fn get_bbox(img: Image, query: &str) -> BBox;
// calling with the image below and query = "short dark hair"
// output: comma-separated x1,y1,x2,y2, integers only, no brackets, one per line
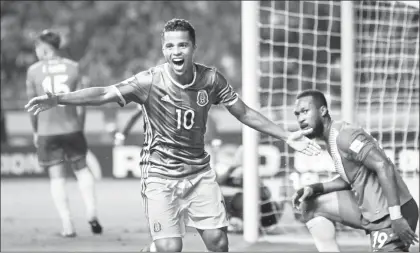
36,30,61,50
162,18,196,46
296,89,328,109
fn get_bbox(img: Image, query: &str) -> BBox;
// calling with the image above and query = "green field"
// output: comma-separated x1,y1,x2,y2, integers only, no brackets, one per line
2,179,418,252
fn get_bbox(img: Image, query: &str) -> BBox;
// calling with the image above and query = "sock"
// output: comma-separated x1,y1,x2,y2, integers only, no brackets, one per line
150,242,157,252
306,216,340,252
74,168,97,221
50,178,71,223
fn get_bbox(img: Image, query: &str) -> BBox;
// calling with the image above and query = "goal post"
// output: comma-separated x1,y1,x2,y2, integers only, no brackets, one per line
241,1,260,243
241,0,419,243
340,1,355,123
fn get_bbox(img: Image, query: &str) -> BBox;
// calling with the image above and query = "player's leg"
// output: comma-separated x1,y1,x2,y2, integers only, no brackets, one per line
37,135,75,237
65,131,102,234
299,190,365,252
197,227,229,252
186,169,229,251
142,175,185,252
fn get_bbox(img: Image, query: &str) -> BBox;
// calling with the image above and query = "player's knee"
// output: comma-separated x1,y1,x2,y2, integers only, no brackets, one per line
154,237,182,252
70,157,87,172
48,163,66,178
202,228,229,252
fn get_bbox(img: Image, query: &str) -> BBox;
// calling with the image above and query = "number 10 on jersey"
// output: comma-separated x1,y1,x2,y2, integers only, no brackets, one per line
176,109,195,130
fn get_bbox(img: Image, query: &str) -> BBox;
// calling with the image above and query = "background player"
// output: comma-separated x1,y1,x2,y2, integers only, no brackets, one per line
114,105,143,146
25,19,320,251
291,90,418,252
25,30,103,237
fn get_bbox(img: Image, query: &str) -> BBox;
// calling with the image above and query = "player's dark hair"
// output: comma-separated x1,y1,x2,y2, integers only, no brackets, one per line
297,89,330,117
36,30,61,50
297,89,328,108
162,18,196,46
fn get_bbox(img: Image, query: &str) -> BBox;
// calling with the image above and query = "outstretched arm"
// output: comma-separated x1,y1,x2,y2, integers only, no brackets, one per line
25,71,153,116
25,86,120,115
212,70,319,155
227,98,290,140
226,98,320,155
58,86,121,106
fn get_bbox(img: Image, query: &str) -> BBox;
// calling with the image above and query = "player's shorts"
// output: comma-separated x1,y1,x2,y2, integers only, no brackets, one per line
141,167,229,240
336,191,419,252
37,131,88,167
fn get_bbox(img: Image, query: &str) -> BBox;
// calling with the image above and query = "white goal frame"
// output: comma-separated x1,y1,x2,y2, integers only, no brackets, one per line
241,0,419,243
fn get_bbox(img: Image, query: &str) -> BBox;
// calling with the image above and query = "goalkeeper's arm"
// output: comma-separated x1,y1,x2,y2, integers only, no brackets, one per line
292,175,350,208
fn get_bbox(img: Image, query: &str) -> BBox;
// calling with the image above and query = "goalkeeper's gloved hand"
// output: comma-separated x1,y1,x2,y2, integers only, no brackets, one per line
292,183,324,210
114,132,126,146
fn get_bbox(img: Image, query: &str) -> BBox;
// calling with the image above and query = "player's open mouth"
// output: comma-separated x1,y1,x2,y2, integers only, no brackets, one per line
172,59,184,71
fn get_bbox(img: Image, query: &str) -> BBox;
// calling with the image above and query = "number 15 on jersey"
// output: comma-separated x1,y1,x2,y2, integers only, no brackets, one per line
42,75,70,93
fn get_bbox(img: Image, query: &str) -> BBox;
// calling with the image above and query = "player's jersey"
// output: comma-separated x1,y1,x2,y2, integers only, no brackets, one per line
26,57,82,136
114,63,238,178
326,121,413,222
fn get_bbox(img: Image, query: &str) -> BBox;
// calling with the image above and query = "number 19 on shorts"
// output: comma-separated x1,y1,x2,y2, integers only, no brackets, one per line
372,231,388,250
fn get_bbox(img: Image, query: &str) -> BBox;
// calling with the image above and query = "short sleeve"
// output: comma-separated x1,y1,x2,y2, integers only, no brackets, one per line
212,70,239,106
113,70,153,107
336,128,379,163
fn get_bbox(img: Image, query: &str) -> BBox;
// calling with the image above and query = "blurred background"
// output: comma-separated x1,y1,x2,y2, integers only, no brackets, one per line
1,1,419,251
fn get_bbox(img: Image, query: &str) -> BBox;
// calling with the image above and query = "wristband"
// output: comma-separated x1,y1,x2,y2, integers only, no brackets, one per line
310,183,324,195
296,188,304,196
389,205,402,220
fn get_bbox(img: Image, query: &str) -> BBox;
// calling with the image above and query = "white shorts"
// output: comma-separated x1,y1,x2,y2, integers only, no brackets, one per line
141,168,229,240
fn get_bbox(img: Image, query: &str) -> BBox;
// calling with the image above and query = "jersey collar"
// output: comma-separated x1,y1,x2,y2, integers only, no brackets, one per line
164,63,197,89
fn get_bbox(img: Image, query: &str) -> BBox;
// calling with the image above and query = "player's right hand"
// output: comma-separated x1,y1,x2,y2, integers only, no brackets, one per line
286,128,321,156
391,217,419,246
25,91,58,115
292,186,314,210
114,132,126,146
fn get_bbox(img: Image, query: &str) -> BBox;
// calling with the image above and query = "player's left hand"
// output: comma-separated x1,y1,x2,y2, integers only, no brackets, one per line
391,217,419,246
292,186,314,210
25,91,58,115
286,128,321,156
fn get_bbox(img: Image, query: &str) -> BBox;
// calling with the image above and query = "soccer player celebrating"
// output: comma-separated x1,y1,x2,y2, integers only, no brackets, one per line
291,90,418,252
25,30,103,237
25,19,320,251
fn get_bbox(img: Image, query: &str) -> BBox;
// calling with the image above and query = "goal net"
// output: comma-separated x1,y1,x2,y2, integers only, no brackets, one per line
255,0,419,241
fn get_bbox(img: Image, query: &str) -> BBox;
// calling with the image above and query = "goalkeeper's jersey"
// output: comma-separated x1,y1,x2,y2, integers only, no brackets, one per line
114,63,238,178
26,57,82,136
326,121,412,222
